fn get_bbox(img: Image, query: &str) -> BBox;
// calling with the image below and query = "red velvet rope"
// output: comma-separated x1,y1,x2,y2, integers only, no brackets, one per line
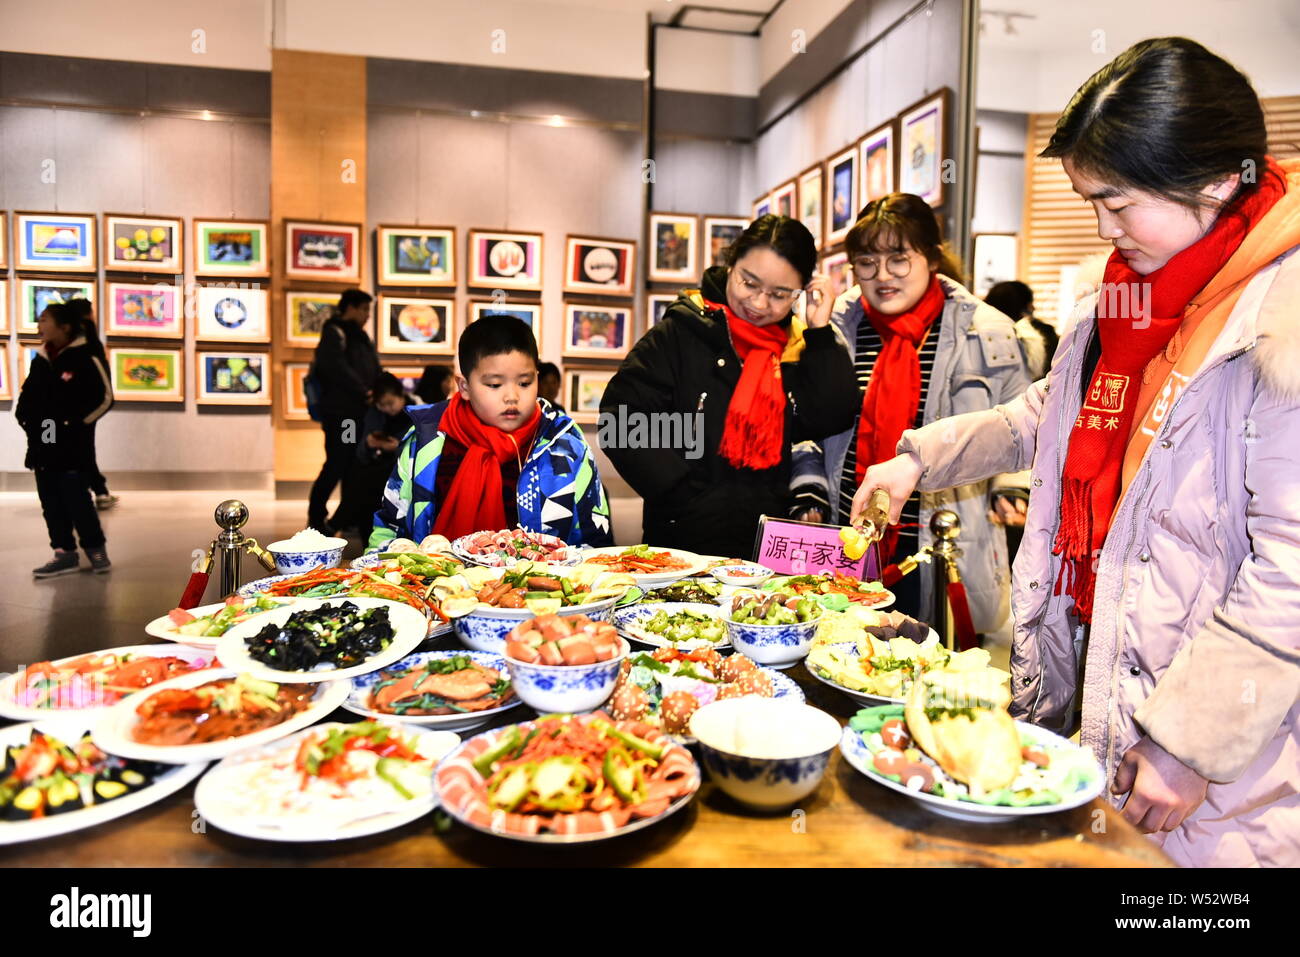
178,571,210,610
946,580,978,651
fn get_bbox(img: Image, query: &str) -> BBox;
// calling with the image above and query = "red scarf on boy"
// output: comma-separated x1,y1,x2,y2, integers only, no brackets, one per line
1053,162,1285,622
432,393,542,540
854,275,945,558
705,300,790,470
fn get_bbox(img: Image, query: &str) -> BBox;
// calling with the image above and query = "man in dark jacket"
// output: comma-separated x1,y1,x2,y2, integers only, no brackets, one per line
308,288,380,533
16,302,115,576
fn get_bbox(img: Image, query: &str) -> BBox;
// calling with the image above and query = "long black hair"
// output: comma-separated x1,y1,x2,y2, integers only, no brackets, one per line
723,214,818,286
1040,37,1271,211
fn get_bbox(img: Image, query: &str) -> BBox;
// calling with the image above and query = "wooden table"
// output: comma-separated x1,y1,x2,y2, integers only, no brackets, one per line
0,634,1170,868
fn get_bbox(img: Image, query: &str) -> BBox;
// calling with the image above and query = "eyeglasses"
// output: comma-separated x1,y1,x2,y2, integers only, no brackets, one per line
734,271,800,306
852,253,914,281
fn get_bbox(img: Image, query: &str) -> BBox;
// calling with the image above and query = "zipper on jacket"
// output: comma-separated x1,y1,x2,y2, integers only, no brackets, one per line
1100,341,1253,774
696,392,707,412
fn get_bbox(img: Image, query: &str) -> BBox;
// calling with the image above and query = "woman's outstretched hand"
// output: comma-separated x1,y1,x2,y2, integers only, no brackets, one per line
850,454,923,526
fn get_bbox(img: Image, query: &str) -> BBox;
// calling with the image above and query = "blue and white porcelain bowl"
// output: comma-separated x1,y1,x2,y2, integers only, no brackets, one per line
453,594,622,655
710,562,774,587
267,538,348,576
502,637,630,714
722,598,821,669
689,697,842,811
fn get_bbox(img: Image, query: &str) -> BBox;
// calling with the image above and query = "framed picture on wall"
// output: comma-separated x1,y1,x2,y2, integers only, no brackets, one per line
972,233,1020,298
751,194,772,221
195,351,271,406
383,365,427,402
820,250,852,301
16,278,95,336
376,294,455,355
193,219,269,277
468,299,543,349
467,229,544,290
647,292,676,329
285,220,362,283
284,290,340,348
563,303,631,360
0,279,8,335
195,284,270,343
103,214,183,274
859,120,896,206
13,212,97,272
0,344,11,401
565,368,616,425
108,347,184,403
771,180,797,219
104,281,183,339
0,212,7,269
898,88,951,207
17,343,41,387
825,146,858,245
702,215,747,270
376,224,457,287
564,235,637,297
283,362,312,420
647,213,697,284
797,165,824,249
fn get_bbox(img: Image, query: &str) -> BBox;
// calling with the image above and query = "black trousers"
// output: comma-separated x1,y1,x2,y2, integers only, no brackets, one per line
87,422,109,497
308,414,361,529
35,468,106,552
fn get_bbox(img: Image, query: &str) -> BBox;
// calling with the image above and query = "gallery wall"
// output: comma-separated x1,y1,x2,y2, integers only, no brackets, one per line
0,54,272,488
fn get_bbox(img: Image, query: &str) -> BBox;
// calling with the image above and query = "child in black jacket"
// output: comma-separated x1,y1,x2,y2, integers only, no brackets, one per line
15,303,115,577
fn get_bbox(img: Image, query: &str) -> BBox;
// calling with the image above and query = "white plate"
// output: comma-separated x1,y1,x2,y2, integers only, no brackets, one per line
92,668,351,764
805,630,944,707
613,602,731,651
0,644,216,722
343,650,525,732
579,546,708,586
349,552,461,571
763,577,896,612
236,574,453,639
838,721,1105,823
143,599,301,649
216,597,431,683
451,531,584,568
0,719,208,846
193,721,460,843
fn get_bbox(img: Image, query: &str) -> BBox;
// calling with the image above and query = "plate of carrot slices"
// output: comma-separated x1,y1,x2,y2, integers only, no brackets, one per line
433,711,701,842
578,545,707,587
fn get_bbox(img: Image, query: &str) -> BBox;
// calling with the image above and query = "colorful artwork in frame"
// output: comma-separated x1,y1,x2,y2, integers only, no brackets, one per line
820,250,852,301
195,351,271,406
647,293,676,329
285,220,362,283
284,290,341,348
105,281,183,338
563,303,631,360
648,213,697,285
283,362,312,420
193,219,269,277
702,216,747,270
109,347,184,403
0,279,7,335
565,368,616,425
376,295,455,356
195,284,269,343
0,212,6,269
771,181,797,219
825,146,858,245
859,121,896,206
13,212,97,272
798,166,824,249
377,225,457,287
16,278,95,336
0,344,10,401
564,235,637,297
467,229,544,290
751,195,772,221
103,214,183,274
17,344,41,387
467,300,543,350
899,89,950,207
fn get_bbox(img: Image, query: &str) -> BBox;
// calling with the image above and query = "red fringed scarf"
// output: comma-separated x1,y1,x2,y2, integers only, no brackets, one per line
705,299,790,470
855,275,945,559
1054,162,1286,622
432,393,542,540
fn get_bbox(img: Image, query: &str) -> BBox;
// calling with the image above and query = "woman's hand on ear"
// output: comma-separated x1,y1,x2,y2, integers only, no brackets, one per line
804,274,834,329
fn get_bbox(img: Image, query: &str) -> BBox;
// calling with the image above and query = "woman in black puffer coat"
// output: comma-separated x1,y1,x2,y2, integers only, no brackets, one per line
599,215,858,558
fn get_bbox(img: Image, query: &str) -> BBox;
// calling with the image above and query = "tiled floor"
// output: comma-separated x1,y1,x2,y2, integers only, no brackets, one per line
0,489,1008,674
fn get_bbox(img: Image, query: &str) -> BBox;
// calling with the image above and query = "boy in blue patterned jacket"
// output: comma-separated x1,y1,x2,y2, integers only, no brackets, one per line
368,315,613,550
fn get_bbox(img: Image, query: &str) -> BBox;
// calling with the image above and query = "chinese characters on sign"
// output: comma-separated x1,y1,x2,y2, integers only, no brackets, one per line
754,517,873,578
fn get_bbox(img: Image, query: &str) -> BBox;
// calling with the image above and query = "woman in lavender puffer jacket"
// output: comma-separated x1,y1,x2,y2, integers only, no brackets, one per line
854,39,1300,867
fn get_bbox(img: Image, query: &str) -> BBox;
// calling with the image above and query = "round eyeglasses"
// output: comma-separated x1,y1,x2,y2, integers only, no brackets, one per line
852,253,914,281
